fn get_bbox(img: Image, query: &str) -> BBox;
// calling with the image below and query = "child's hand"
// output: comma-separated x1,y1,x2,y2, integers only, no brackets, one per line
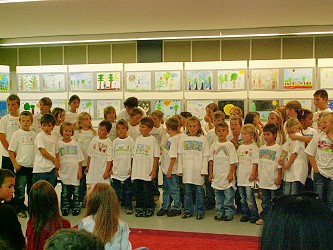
103,170,110,179
289,134,297,140
55,169,59,178
150,170,156,180
228,173,234,183
77,170,82,180
166,170,172,178
54,159,60,169
274,178,282,185
313,166,319,173
209,173,213,182
278,157,284,165
249,173,256,182
13,163,21,172
84,167,89,175
204,115,211,123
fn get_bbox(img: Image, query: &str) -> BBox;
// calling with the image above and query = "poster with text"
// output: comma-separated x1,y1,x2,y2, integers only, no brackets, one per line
70,73,94,91
186,100,213,119
96,72,121,90
217,70,245,90
187,71,213,91
126,72,151,91
250,69,279,90
0,74,9,92
18,74,40,92
42,73,66,92
218,100,245,119
155,71,181,91
97,100,122,119
155,100,181,119
283,68,313,89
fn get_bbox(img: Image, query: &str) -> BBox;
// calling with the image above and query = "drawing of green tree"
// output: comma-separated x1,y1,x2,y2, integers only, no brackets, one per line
194,77,198,90
84,101,93,114
23,102,31,111
156,80,164,90
108,73,114,89
218,74,224,89
188,78,192,90
208,75,212,90
156,102,162,110
230,73,238,89
164,72,171,88
97,74,104,89
174,103,179,113
82,79,85,89
30,75,39,91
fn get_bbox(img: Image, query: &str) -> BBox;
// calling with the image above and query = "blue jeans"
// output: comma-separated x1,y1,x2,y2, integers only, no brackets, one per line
133,180,154,211
162,174,181,211
313,172,333,211
33,168,57,187
79,166,87,203
14,166,33,210
261,188,282,219
283,181,304,195
184,184,205,215
112,177,133,209
215,187,235,217
61,183,80,212
204,174,215,207
238,186,259,219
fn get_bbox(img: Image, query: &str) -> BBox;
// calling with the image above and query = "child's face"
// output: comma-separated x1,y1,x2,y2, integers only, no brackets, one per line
286,108,297,118
7,100,20,115
181,117,188,127
241,131,253,144
116,124,128,138
59,111,66,123
139,123,151,137
130,114,142,126
268,113,279,125
230,120,242,134
215,126,228,141
321,116,333,133
39,102,51,115
41,122,54,135
205,108,214,118
230,110,240,118
81,115,92,128
187,120,200,136
19,115,32,131
213,117,224,126
69,100,80,111
152,115,161,128
0,177,15,202
62,125,73,140
286,125,299,136
263,131,276,144
106,111,116,122
98,125,109,139
303,114,313,128
313,95,327,109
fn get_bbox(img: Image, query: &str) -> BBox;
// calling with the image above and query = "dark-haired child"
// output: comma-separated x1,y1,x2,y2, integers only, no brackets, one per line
313,89,332,131
32,97,52,133
65,95,80,124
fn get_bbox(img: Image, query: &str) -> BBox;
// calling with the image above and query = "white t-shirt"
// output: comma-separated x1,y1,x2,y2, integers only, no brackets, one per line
58,140,84,186
127,124,140,141
107,121,117,141
257,143,282,190
178,135,209,185
86,137,113,184
206,128,218,147
305,133,333,180
32,113,42,133
8,129,37,168
65,111,79,124
209,141,238,190
160,134,179,175
302,127,317,137
201,119,210,135
131,135,160,181
73,129,95,166
112,137,134,181
237,143,259,187
313,108,332,131
150,126,167,146
281,133,308,184
33,131,58,173
51,125,62,141
0,114,20,157
117,107,146,122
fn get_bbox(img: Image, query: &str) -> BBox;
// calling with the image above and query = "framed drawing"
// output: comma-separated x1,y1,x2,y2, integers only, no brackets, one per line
42,73,66,92
218,100,245,119
187,71,213,91
186,100,213,120
327,100,333,110
155,71,181,91
250,100,279,120
96,72,121,90
217,70,245,90
21,100,40,115
320,68,333,89
18,74,40,92
0,74,9,92
155,100,181,119
79,100,95,118
52,100,67,110
70,73,94,91
126,72,151,91
138,100,151,116
96,100,122,119
0,101,8,117
250,69,279,90
283,68,313,89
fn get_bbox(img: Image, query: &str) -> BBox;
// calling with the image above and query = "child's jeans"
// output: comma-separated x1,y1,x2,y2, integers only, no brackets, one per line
14,166,33,211
260,188,282,219
238,186,259,219
283,181,304,195
78,166,87,203
112,177,133,209
313,172,333,211
133,180,154,212
61,183,80,212
33,168,57,187
162,173,181,211
214,187,235,217
184,184,205,215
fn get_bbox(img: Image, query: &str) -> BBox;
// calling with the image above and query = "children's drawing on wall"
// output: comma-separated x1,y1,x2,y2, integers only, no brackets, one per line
217,70,245,90
283,68,313,89
218,100,245,119
187,71,213,91
155,100,181,119
0,74,9,92
138,100,151,116
0,101,8,117
18,74,40,92
250,100,278,120
52,100,67,110
97,100,121,119
186,100,213,119
250,69,279,90
79,100,95,118
42,73,66,92
96,72,121,90
283,99,312,111
126,72,151,91
320,68,333,89
155,71,181,91
21,100,40,115
328,100,333,110
70,73,94,91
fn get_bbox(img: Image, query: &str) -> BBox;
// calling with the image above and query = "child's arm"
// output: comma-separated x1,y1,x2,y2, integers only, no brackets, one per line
308,155,319,173
109,161,113,176
231,136,240,149
177,153,183,175
103,161,112,179
200,156,209,175
39,147,59,168
150,157,159,179
0,133,9,152
85,156,91,175
289,134,312,143
8,150,20,171
282,152,298,169
278,150,288,165
274,168,282,185
77,161,82,180
249,163,258,181
208,160,213,182
228,163,236,183
166,157,176,178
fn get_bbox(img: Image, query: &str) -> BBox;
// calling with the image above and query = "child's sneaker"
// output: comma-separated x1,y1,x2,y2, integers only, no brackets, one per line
126,209,133,215
144,210,154,217
214,214,224,221
72,210,80,216
240,216,250,222
167,210,181,217
182,212,193,219
223,215,234,221
135,210,144,217
196,214,204,220
157,208,168,216
62,209,69,216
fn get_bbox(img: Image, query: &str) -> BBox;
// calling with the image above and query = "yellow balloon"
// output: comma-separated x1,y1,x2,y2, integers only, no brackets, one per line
272,100,277,106
224,104,235,115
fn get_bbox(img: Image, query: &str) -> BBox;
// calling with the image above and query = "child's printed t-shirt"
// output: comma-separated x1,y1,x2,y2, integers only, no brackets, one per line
160,134,179,175
178,135,209,185
107,122,117,141
58,140,84,186
131,135,160,181
112,137,134,181
302,127,317,137
32,113,42,133
151,126,167,146
127,124,140,141
74,130,95,166
258,143,282,190
282,133,308,184
86,137,113,184
206,128,218,147
237,143,259,187
33,132,58,173
8,129,37,168
305,133,333,180
209,141,238,190
64,112,79,125
0,114,20,157
51,125,62,141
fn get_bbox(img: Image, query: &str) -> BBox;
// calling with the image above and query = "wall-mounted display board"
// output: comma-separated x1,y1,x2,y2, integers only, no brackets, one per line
318,58,333,90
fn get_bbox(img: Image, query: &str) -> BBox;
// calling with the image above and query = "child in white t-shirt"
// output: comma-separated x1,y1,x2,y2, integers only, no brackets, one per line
209,122,238,221
58,122,84,216
104,106,117,141
65,95,80,125
85,120,113,185
127,108,143,141
51,107,66,140
111,119,134,214
313,89,332,131
32,97,52,133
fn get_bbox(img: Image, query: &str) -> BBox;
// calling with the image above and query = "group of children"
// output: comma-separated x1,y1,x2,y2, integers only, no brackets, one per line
1,89,332,227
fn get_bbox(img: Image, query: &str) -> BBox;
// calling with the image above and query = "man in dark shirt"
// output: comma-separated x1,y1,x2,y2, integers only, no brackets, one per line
0,169,25,250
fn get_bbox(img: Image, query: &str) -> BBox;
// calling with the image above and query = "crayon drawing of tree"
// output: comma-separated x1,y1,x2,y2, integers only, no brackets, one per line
97,74,104,89
108,73,114,89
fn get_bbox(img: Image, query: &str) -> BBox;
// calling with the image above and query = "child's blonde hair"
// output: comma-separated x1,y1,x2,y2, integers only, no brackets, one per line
206,103,218,112
130,107,143,117
165,117,180,132
213,111,225,122
241,124,259,146
151,110,164,124
275,105,287,124
82,183,120,245
116,119,129,130
285,117,303,130
103,106,117,120
321,112,333,123
186,116,204,136
51,107,65,123
75,112,96,135
60,122,74,136
268,111,286,145
230,106,243,118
